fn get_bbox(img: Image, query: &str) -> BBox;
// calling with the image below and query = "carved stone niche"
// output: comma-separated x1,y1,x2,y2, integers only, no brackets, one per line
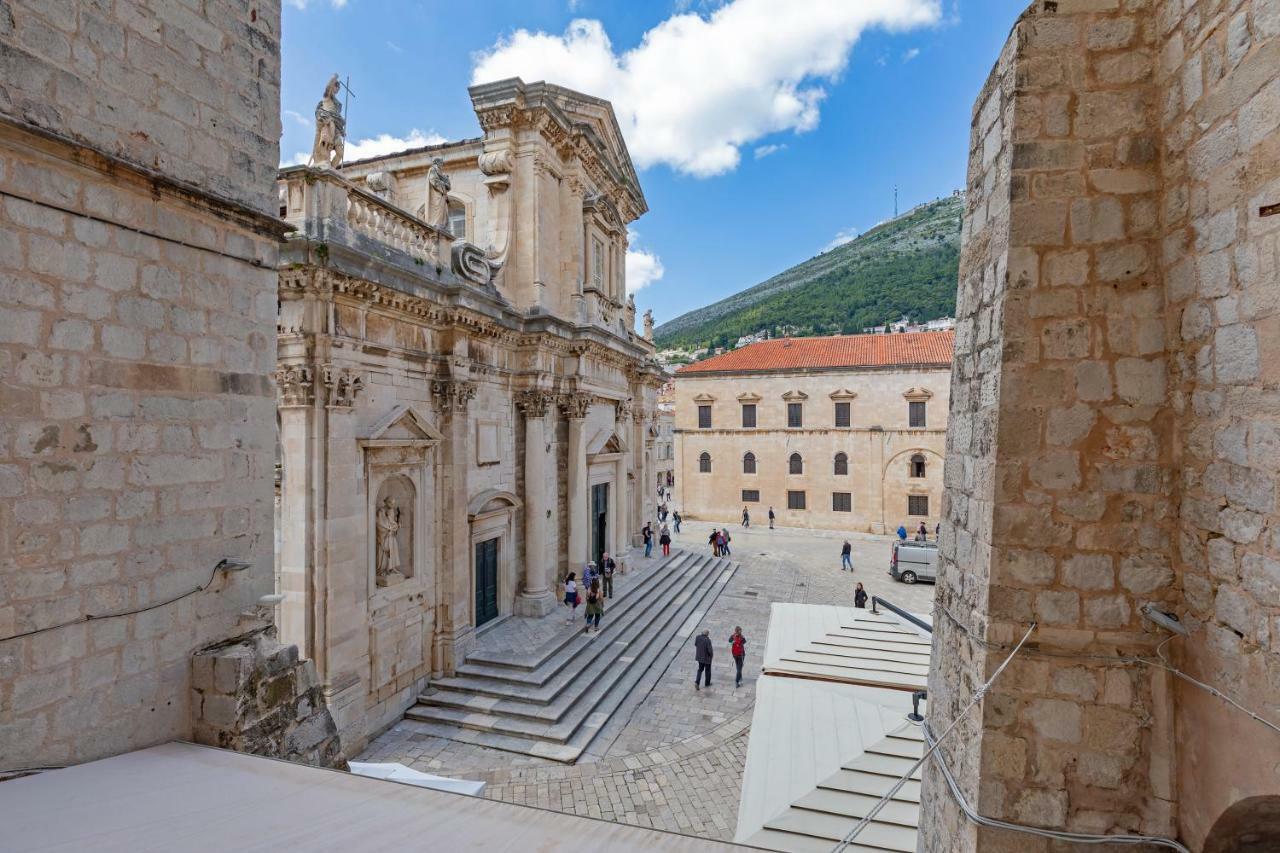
359,405,443,595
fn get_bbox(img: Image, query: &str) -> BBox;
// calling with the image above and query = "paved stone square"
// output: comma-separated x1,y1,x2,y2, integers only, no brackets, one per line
359,519,937,840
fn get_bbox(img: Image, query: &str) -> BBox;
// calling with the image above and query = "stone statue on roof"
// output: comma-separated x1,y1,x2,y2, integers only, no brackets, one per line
309,73,346,169
643,309,654,342
425,157,451,230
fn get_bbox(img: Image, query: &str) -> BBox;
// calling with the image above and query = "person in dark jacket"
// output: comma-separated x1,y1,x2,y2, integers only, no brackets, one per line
854,582,868,609
709,529,720,556
601,552,616,598
673,510,682,533
742,507,750,527
841,540,853,571
694,630,713,690
643,523,653,557
768,506,775,529
728,626,747,688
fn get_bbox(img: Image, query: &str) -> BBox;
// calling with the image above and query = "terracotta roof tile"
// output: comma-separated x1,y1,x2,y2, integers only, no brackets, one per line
676,331,954,374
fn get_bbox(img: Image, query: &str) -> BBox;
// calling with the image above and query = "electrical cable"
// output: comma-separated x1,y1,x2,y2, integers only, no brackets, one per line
922,721,1192,852
0,563,224,645
933,602,1280,736
830,621,1038,853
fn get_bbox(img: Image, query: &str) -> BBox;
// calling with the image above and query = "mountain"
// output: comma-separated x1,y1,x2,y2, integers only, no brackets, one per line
653,194,963,350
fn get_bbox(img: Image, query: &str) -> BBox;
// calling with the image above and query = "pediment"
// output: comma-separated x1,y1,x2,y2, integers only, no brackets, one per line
362,404,443,444
781,390,809,401
829,389,858,401
468,488,522,519
903,388,934,402
737,393,762,403
692,393,716,403
587,427,628,456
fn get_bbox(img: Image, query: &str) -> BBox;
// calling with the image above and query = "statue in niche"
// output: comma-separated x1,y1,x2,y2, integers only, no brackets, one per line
425,157,451,230
309,73,346,169
375,495,405,586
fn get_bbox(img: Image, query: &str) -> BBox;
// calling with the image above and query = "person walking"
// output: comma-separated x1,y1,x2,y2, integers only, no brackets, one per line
582,560,598,594
916,522,927,542
584,580,604,633
601,552,616,599
841,540,853,571
659,524,671,557
673,510,682,533
854,582,868,609
710,529,720,556
767,506,775,529
728,626,748,688
694,629,713,691
720,528,732,557
935,521,941,540
643,523,654,558
897,523,908,541
741,507,750,527
563,573,580,623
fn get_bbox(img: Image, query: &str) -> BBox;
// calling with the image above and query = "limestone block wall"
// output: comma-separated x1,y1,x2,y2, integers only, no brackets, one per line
1154,0,1280,846
924,1,1280,850
0,1,282,212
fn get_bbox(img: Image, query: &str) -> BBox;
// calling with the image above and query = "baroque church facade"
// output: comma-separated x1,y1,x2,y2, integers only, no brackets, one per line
275,78,665,751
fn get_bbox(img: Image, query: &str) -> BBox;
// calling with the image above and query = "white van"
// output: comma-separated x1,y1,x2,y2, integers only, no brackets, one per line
889,540,938,584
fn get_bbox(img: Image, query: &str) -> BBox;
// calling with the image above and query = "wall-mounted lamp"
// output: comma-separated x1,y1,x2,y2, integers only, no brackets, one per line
1140,603,1190,637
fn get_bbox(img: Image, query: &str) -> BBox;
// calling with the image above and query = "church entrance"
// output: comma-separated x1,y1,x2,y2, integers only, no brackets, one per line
591,483,609,567
474,537,499,627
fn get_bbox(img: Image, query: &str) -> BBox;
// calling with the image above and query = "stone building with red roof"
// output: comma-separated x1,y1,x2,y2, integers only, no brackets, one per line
673,331,953,535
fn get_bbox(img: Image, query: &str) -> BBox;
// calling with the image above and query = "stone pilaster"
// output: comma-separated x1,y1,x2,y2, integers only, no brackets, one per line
432,377,477,673
561,392,592,570
515,390,557,616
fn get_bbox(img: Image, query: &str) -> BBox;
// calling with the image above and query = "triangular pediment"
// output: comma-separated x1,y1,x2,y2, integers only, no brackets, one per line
363,404,443,443
781,390,809,401
587,427,627,456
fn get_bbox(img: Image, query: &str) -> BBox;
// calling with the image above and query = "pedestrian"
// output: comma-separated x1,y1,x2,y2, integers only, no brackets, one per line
660,524,672,556
916,522,927,541
694,629,713,691
673,510,682,533
768,506,775,529
742,507,750,527
854,581,868,609
935,521,941,540
584,580,604,633
601,552,616,598
728,626,747,688
643,523,654,558
897,523,908,541
721,528,732,556
841,539,853,571
563,572,580,623
582,560,598,593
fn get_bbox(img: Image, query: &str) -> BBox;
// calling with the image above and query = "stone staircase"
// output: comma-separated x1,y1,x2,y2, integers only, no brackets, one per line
405,549,737,762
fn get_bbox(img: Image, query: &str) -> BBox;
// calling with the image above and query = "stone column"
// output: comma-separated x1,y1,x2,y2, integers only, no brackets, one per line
613,399,631,563
432,377,476,674
515,390,556,616
562,393,591,571
276,365,318,666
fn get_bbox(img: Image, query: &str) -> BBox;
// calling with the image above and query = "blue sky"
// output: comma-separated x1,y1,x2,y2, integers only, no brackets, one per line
280,0,1029,326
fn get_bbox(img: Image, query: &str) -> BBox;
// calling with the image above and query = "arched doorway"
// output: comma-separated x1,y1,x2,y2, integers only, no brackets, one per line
1203,796,1280,853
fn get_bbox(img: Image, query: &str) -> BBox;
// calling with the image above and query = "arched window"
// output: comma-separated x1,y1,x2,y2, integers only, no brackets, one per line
447,201,467,240
910,454,926,478
743,452,756,474
834,452,848,476
699,452,712,473
789,453,803,475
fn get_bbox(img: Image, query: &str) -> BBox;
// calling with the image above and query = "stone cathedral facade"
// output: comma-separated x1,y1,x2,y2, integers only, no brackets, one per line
274,78,665,752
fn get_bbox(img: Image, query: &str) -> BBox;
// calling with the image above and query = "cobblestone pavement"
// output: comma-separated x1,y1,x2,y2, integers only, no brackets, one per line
358,520,937,840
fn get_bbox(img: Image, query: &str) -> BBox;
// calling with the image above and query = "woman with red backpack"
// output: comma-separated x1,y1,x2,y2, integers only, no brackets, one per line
728,626,748,688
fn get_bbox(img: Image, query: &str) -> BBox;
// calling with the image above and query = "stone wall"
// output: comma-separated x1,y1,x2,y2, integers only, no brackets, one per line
0,1,282,767
0,1,282,212
191,628,344,768
923,1,1280,850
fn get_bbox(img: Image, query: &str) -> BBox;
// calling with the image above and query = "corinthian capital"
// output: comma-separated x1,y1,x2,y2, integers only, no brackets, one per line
559,392,592,420
516,389,555,418
615,397,634,423
432,379,477,414
321,364,363,410
275,364,314,407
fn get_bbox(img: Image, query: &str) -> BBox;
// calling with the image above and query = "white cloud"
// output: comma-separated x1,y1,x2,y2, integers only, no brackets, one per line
281,128,448,167
386,41,403,53
753,143,786,159
902,47,920,61
284,109,311,129
285,0,348,8
471,0,941,177
822,226,860,253
625,229,665,293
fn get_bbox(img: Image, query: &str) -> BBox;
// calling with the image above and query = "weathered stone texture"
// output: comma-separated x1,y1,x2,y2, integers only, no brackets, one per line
925,1,1280,851
0,2,282,768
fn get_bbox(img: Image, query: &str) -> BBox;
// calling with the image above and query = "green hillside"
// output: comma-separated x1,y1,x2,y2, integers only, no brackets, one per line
654,195,963,350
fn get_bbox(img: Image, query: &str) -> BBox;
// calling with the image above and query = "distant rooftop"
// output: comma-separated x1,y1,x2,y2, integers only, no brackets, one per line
676,330,954,375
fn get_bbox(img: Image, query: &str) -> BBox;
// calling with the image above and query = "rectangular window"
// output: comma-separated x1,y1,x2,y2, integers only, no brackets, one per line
832,492,852,512
834,401,850,428
787,490,806,510
741,404,756,429
908,495,929,516
787,402,803,428
697,405,712,429
909,401,926,428
591,237,604,288
742,489,760,503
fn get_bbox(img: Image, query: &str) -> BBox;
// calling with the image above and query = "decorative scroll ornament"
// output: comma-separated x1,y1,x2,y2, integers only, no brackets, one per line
559,392,593,420
276,365,314,407
309,74,345,169
321,364,364,410
516,389,556,418
432,379,477,414
452,241,499,286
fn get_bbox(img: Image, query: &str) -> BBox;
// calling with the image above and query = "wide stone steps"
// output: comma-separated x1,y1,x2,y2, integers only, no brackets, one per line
404,549,737,762
449,551,703,687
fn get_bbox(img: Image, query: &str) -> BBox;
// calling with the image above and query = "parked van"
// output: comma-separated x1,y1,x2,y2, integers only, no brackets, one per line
889,540,938,584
